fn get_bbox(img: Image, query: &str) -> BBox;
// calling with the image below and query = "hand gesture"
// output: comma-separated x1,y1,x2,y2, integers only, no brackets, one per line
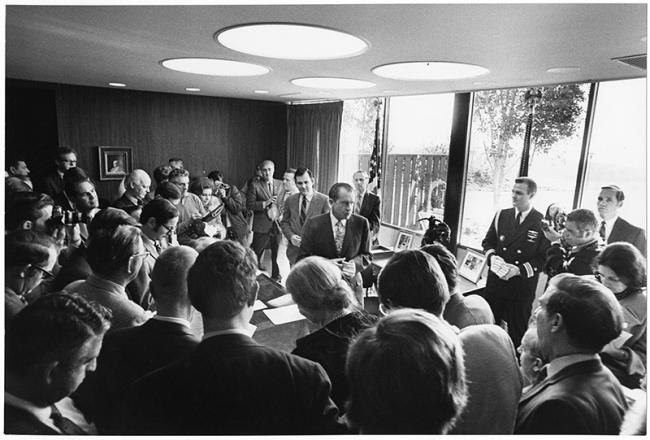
290,235,302,247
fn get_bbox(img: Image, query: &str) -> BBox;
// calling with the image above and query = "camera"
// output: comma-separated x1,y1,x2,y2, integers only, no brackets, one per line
214,182,231,192
47,206,91,227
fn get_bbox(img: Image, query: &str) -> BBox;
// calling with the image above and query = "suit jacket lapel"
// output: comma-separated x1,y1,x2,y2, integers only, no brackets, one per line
341,216,354,257
324,215,338,256
519,359,601,405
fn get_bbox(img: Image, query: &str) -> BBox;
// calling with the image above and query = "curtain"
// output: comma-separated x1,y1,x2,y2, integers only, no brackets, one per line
287,101,343,194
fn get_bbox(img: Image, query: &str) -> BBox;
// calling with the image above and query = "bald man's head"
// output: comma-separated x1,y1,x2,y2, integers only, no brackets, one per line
151,245,199,308
125,169,152,200
260,160,275,182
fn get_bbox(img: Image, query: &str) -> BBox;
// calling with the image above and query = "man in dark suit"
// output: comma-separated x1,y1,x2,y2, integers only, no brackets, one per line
298,182,371,275
5,293,111,435
122,241,344,435
377,250,522,434
353,170,381,241
246,160,283,281
36,146,78,200
112,169,151,214
281,168,330,266
482,177,550,347
515,274,627,434
597,184,646,256
74,246,199,434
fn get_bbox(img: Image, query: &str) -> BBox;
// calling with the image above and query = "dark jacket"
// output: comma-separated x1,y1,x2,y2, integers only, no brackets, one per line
515,358,627,434
121,333,345,435
609,217,646,257
74,318,199,433
292,310,377,410
358,192,381,235
544,238,602,277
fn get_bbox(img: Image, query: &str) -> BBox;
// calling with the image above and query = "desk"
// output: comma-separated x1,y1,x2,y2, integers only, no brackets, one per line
371,250,486,295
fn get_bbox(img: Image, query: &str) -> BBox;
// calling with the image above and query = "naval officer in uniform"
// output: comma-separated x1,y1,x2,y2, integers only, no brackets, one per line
482,177,550,346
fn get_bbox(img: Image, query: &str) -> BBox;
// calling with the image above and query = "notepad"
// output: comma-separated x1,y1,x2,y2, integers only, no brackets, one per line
262,304,306,325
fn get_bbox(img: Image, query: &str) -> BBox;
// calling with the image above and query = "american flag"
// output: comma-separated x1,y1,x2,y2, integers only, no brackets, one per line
369,100,382,188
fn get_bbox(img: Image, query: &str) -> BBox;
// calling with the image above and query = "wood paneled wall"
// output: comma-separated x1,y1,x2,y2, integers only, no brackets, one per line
6,79,288,201
56,84,288,200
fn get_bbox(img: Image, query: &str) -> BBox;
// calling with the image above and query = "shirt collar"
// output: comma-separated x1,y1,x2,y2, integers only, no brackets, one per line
515,206,533,219
5,391,55,430
604,215,619,227
124,192,139,204
547,353,598,378
330,212,347,229
86,274,127,297
152,314,191,328
301,191,314,202
202,323,257,341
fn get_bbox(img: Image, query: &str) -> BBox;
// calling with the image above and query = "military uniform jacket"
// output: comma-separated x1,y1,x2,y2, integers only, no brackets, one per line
482,207,550,283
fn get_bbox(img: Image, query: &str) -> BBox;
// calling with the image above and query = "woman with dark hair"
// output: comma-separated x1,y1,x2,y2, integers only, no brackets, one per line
5,230,58,322
594,242,647,388
189,176,226,238
286,256,376,411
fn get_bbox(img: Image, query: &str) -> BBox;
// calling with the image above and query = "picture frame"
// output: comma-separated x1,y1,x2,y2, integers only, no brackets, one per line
458,248,488,284
98,146,132,181
394,231,413,252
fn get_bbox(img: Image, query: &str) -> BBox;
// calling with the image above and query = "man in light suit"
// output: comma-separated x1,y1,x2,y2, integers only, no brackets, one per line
515,274,627,434
281,168,330,266
377,249,522,434
122,241,345,435
297,182,371,274
246,160,283,281
597,184,646,256
352,170,381,241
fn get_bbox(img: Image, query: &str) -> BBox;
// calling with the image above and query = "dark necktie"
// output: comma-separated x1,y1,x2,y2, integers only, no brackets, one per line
50,404,87,435
300,195,307,225
599,221,607,241
516,211,522,226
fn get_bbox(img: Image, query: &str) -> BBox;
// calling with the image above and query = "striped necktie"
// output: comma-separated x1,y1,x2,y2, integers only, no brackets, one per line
599,221,607,241
50,404,87,435
300,195,308,225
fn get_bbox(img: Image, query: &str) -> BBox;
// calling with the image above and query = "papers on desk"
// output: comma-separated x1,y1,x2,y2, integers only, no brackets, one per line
253,300,267,311
262,304,306,325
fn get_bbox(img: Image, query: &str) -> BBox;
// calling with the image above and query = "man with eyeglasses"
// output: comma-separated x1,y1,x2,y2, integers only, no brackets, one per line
63,221,152,330
129,199,180,309
37,146,78,200
168,168,206,244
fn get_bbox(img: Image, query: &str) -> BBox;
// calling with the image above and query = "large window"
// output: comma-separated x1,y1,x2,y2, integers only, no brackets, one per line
582,78,646,228
460,84,590,249
337,98,383,189
383,94,454,230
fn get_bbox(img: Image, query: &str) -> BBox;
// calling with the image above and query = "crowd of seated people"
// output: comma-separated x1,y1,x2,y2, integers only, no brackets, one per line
4,148,647,435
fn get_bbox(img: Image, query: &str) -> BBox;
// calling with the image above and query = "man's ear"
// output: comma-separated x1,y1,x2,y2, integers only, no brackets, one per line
247,280,259,307
9,166,17,175
328,198,334,207
42,360,61,385
21,220,33,230
146,217,157,229
550,313,563,333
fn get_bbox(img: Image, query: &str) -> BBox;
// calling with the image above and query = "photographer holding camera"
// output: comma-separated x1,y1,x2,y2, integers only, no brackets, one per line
209,170,251,246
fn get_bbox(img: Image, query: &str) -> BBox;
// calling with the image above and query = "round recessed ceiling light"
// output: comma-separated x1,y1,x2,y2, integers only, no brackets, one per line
546,66,581,73
108,82,126,87
373,61,489,81
161,58,270,76
254,90,269,94
292,77,376,90
185,87,201,92
216,23,368,60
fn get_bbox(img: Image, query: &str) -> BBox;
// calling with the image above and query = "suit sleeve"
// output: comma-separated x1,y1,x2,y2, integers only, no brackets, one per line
280,197,295,240
302,362,348,434
633,229,647,257
297,218,315,263
246,183,266,212
517,399,591,434
222,185,245,215
368,196,381,234
517,223,551,279
351,217,371,273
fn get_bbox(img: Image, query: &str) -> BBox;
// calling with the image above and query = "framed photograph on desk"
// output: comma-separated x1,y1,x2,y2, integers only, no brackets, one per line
394,232,413,252
458,249,487,284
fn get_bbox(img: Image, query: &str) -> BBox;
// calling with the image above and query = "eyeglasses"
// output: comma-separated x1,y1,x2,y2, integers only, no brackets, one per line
594,272,623,284
128,251,150,266
159,223,176,235
28,264,54,280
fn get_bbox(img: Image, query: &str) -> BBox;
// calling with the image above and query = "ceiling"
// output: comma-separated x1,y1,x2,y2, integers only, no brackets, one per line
6,3,647,103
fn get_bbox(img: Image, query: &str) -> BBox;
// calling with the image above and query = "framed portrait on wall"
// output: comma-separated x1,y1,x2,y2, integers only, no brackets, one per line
98,146,132,180
394,231,413,252
458,248,487,284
